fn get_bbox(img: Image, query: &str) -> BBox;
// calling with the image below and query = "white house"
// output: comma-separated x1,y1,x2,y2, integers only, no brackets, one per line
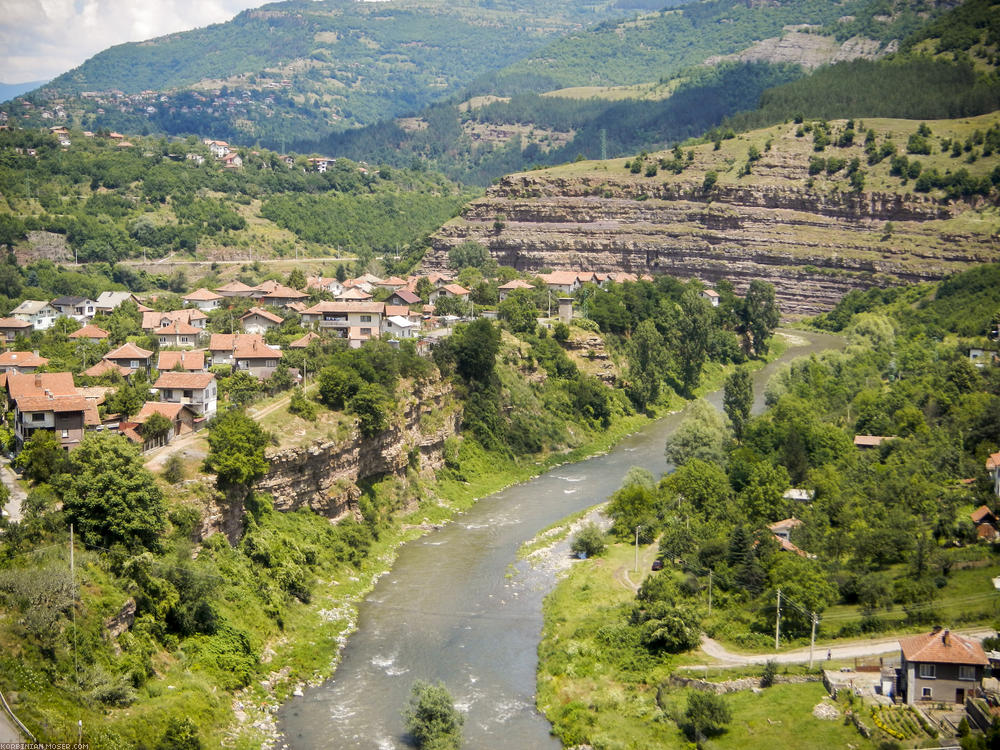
152,371,217,418
383,315,418,339
183,288,223,310
700,289,720,307
10,300,59,331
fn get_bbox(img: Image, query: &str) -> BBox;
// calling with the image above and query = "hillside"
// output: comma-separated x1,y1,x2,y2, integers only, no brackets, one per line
0,128,476,276
425,113,1000,316
0,0,631,143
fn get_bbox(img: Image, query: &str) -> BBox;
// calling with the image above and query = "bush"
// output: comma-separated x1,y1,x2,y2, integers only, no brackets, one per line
761,659,777,688
288,387,317,420
163,454,185,484
403,681,463,750
685,691,731,740
570,523,606,558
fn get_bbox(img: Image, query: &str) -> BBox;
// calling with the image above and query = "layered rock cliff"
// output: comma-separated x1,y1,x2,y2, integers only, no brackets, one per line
427,116,1000,316
254,378,460,521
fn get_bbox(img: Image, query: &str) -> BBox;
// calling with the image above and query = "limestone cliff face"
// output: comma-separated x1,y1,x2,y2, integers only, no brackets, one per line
254,378,460,521
426,120,1000,317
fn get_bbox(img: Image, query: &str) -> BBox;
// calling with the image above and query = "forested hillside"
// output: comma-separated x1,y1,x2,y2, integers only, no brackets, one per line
537,263,1000,748
0,128,475,272
1,0,631,142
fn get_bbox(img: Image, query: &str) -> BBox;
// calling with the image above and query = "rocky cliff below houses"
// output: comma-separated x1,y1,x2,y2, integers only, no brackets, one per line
425,118,1000,317
254,378,461,522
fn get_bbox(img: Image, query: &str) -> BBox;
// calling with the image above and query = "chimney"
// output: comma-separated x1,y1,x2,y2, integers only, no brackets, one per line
34,372,41,387
943,629,951,646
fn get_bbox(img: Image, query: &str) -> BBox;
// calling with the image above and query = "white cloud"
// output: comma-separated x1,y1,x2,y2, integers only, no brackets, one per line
0,0,271,83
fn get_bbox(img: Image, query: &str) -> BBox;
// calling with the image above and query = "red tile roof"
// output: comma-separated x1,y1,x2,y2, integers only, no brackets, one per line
153,371,216,389
987,451,1000,472
183,287,222,301
155,321,201,336
157,350,205,371
971,505,996,524
68,324,109,339
234,337,281,360
241,307,283,324
215,280,255,294
0,351,48,368
83,360,131,378
7,372,76,401
853,435,895,447
261,284,307,301
899,630,988,666
391,289,421,305
440,283,470,296
0,317,32,329
106,342,153,360
134,401,195,423
302,301,384,315
289,332,320,348
499,279,534,291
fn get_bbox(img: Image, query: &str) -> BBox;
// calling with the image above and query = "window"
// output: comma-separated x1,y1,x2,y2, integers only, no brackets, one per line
183,390,193,399
919,664,936,679
164,390,173,399
61,429,68,439
959,665,976,681
31,412,44,422
922,687,932,699
360,315,372,323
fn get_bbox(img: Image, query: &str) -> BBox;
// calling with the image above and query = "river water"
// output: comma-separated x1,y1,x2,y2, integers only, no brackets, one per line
279,330,843,749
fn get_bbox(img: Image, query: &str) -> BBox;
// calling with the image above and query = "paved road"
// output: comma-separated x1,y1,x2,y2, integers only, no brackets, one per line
690,628,996,668
0,712,21,743
0,460,26,522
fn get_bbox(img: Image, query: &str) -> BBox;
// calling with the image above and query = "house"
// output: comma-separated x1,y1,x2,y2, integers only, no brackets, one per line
258,284,308,308
305,276,343,296
141,309,208,333
854,435,896,449
376,276,408,292
208,334,282,378
104,342,154,374
121,402,200,451
968,348,997,368
68,324,109,342
94,291,141,314
768,517,802,542
10,300,59,330
383,315,418,339
782,488,815,503
152,371,217,418
899,629,987,705
241,307,283,334
335,287,374,303
700,289,720,307
971,505,999,540
385,305,421,325
288,333,319,350
433,284,471,301
204,139,230,157
538,271,583,295
221,152,242,169
155,321,201,348
7,372,96,450
157,350,206,373
300,301,383,340
0,317,32,345
388,288,420,307
0,351,49,375
987,452,1000,497
214,280,255,298
82,359,132,378
498,279,534,300
348,327,372,349
50,295,96,320
183,288,223,310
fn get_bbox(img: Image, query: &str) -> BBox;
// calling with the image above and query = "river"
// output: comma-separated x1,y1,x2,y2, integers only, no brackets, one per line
279,329,843,749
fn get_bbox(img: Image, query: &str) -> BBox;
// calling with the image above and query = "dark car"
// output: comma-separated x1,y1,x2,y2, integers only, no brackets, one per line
651,560,664,571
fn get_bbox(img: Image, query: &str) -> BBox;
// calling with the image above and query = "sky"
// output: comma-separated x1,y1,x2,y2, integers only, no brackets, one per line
0,0,272,84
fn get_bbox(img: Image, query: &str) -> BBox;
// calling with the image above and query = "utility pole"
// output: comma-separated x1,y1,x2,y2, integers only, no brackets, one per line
634,525,641,573
809,611,818,669
774,588,781,651
708,570,713,616
600,128,607,161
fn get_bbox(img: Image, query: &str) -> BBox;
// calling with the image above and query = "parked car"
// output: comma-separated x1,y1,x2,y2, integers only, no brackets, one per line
651,560,664,571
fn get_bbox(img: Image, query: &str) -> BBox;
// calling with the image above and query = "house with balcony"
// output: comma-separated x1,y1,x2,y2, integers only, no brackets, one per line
141,308,208,333
152,371,217,418
208,334,282,378
7,372,97,450
50,295,97,321
300,301,383,340
155,321,201,348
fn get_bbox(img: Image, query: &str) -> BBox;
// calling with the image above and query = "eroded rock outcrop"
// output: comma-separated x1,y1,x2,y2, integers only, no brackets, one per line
254,378,460,521
426,121,1000,316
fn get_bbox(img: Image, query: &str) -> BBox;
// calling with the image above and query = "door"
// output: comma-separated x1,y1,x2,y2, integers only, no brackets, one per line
956,688,965,704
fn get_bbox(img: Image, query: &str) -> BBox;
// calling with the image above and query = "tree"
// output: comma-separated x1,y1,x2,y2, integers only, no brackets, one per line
415,276,434,302
14,430,68,483
157,717,202,750
287,268,306,290
627,319,668,409
675,290,713,395
447,240,495,275
204,410,269,494
60,433,166,551
607,483,658,542
449,318,500,384
434,293,470,317
570,523,606,558
738,461,790,523
665,459,730,515
142,412,173,440
665,400,728,467
335,263,348,283
742,280,780,357
318,364,363,410
724,366,753,442
106,377,149,419
498,289,538,333
403,681,463,750
349,383,390,437
685,692,731,740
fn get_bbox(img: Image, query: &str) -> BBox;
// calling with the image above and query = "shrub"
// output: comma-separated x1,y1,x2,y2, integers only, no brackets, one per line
761,659,777,688
163,454,185,484
570,523,606,558
403,681,463,750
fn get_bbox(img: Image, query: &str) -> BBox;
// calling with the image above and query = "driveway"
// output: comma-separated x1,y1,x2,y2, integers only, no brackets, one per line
0,459,26,522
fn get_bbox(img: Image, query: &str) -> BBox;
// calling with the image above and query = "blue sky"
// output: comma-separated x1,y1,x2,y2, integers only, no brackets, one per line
0,0,271,84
